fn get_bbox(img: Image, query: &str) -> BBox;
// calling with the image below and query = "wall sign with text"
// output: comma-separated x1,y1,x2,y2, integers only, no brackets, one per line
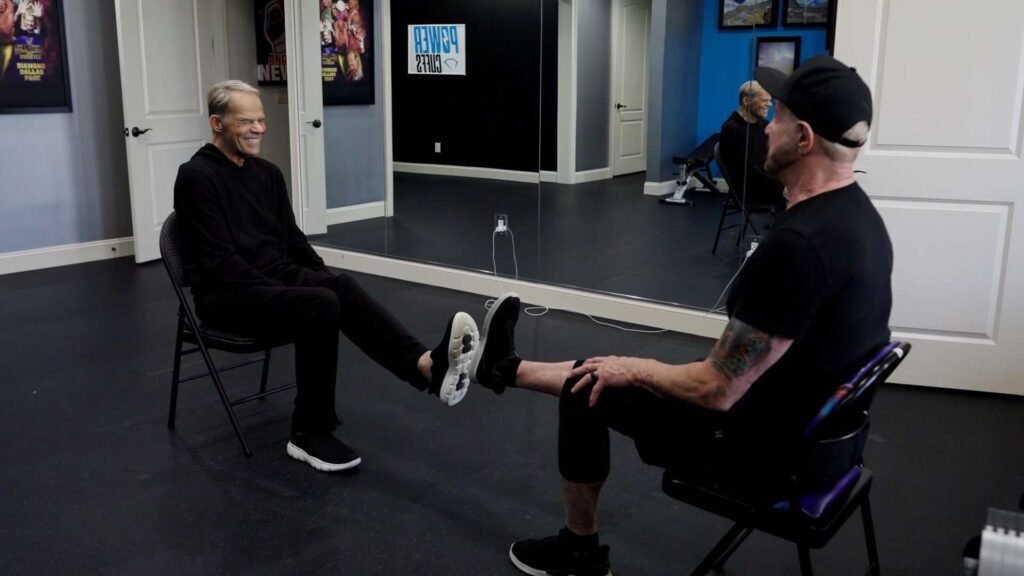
407,24,465,76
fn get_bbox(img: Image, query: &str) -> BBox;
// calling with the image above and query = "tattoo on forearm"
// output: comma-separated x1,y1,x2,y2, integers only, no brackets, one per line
710,318,772,380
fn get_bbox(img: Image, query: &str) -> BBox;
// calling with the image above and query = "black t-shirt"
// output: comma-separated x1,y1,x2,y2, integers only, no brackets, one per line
173,144,325,295
724,182,893,447
718,111,785,206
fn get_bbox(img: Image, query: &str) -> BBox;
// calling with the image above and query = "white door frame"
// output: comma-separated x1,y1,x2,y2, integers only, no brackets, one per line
284,0,328,234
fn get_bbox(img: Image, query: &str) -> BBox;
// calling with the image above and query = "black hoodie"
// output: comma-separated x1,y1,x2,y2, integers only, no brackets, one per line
172,144,325,295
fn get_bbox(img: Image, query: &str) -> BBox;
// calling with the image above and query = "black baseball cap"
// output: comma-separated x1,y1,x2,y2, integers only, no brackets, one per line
755,55,873,148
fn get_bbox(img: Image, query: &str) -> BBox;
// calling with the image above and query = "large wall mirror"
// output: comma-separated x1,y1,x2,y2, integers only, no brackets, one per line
309,0,835,313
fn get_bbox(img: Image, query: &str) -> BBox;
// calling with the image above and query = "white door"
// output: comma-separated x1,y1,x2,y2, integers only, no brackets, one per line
114,0,227,263
610,0,650,176
838,0,1024,395
284,0,327,234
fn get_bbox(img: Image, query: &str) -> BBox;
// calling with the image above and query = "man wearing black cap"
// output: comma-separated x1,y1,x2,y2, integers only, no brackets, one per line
473,55,893,576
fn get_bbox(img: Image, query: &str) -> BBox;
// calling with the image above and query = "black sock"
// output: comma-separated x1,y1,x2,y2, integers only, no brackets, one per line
427,316,455,395
559,526,599,550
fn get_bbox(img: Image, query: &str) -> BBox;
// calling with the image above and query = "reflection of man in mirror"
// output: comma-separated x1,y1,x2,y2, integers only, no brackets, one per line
0,0,16,80
15,0,42,36
718,80,785,207
469,56,889,576
174,80,480,474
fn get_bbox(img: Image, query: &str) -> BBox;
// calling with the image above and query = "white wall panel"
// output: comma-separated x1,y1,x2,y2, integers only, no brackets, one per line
876,199,1009,338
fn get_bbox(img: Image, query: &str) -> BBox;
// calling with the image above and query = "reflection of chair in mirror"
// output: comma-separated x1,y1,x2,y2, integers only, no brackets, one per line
662,134,722,206
160,212,297,457
663,341,910,576
711,142,781,255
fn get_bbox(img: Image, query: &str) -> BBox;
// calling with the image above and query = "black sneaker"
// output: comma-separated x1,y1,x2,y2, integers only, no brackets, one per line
469,292,522,394
429,312,479,406
509,528,612,576
286,433,361,472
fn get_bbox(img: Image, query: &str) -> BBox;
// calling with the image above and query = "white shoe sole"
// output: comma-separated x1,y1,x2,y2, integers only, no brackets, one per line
469,292,519,384
508,544,612,576
286,441,361,472
438,312,479,407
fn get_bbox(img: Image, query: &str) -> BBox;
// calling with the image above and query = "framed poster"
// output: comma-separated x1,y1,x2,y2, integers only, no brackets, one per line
254,0,287,85
718,0,777,30
321,0,374,105
782,0,829,27
756,36,801,74
0,0,72,114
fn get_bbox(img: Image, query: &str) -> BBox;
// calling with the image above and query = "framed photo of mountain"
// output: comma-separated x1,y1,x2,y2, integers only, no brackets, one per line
782,0,829,27
718,0,777,30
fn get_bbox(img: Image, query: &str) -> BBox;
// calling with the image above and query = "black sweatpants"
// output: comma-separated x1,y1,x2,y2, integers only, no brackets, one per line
558,361,731,484
198,268,430,434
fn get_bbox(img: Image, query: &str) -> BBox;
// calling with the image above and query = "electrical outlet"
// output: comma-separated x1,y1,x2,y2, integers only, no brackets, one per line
434,142,441,153
494,214,509,235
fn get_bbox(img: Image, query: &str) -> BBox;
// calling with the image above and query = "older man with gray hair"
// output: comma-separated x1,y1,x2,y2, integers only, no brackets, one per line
718,79,786,207
173,80,480,472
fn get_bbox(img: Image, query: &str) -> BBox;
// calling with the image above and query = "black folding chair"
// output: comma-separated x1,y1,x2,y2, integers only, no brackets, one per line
711,142,781,255
663,341,911,576
159,211,296,457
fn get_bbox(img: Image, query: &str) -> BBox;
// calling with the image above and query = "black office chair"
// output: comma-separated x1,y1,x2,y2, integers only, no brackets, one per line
663,341,911,576
159,211,296,457
711,142,781,255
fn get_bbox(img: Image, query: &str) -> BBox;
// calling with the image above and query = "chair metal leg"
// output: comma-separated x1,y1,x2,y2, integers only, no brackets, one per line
168,313,185,429
689,523,752,576
798,544,814,576
862,497,881,575
259,348,272,395
712,199,731,255
194,337,253,457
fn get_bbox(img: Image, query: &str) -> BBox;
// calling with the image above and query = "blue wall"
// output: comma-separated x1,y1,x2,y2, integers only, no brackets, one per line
695,0,827,146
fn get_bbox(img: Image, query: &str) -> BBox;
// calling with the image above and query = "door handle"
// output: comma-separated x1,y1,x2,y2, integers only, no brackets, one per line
307,119,322,128
615,103,626,110
130,127,152,137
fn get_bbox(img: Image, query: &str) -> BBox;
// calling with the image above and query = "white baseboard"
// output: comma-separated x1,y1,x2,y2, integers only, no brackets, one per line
573,167,613,184
393,162,540,184
326,201,386,226
312,246,727,340
644,180,677,196
0,237,135,276
540,170,558,183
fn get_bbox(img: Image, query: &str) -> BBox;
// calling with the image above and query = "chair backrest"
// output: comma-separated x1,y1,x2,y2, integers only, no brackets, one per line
159,211,190,289
802,341,911,440
713,142,736,192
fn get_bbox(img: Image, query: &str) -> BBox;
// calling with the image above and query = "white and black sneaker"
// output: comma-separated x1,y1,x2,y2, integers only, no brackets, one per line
287,433,361,472
470,292,522,394
429,312,479,406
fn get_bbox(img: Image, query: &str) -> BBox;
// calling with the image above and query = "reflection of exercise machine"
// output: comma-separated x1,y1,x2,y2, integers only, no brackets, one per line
661,133,722,206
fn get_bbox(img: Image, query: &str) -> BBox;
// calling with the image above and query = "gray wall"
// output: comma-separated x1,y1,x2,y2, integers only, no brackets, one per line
0,0,131,254
324,0,386,208
645,0,703,182
575,0,612,172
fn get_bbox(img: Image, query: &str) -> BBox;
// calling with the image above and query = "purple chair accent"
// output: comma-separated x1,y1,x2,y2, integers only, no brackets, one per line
662,341,911,576
773,466,863,520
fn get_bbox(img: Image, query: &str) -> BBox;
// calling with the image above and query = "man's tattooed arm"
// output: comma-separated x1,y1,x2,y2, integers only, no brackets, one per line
710,317,772,380
632,317,791,411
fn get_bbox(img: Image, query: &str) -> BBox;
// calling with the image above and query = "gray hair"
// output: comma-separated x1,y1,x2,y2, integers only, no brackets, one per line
207,80,260,117
738,80,766,107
